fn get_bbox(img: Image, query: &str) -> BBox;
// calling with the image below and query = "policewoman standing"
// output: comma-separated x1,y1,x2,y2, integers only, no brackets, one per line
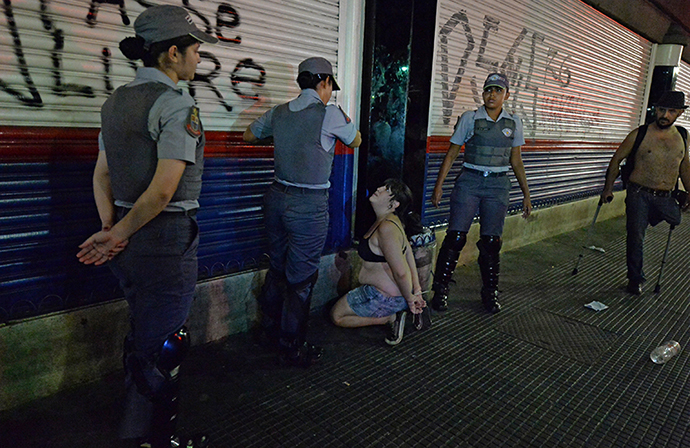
244,57,361,367
429,73,532,315
77,6,216,447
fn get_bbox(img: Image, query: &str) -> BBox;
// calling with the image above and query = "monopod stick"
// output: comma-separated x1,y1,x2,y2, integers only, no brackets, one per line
572,199,603,276
654,224,675,293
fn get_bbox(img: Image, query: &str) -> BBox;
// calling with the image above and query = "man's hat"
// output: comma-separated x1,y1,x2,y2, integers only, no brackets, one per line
134,5,218,48
298,57,340,91
483,73,509,91
654,90,688,109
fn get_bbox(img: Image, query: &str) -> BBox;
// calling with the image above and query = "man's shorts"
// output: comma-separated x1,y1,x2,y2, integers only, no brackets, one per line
346,284,408,318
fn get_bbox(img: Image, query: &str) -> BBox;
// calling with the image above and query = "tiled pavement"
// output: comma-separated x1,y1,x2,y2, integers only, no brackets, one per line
4,214,690,448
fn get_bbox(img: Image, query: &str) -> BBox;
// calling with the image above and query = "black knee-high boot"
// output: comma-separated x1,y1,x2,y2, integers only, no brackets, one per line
278,272,323,367
257,268,287,348
431,231,467,311
477,235,502,314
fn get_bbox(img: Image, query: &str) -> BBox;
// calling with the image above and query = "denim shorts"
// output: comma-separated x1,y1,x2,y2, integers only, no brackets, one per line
346,284,408,318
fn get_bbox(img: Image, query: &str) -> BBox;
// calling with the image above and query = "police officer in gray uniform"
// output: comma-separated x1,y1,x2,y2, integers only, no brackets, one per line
244,57,361,367
430,73,532,314
77,6,216,447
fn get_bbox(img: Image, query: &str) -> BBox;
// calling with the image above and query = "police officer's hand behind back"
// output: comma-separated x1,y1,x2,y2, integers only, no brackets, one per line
77,230,128,265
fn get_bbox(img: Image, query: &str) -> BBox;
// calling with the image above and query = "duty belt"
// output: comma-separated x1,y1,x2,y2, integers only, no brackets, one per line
463,167,508,177
271,181,327,195
116,206,198,217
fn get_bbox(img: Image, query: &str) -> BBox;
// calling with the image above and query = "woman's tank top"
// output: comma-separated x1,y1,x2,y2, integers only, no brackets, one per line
357,219,406,263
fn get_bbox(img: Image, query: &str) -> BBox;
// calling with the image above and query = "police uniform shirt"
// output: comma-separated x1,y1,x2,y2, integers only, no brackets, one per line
450,105,525,173
249,89,358,188
98,67,201,210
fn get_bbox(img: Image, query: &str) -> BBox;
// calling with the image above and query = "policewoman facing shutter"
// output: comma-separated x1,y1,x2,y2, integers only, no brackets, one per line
244,57,362,367
77,6,216,447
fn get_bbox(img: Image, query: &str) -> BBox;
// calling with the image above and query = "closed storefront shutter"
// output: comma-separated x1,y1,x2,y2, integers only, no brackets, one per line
0,0,341,129
0,0,351,320
674,60,690,131
425,0,652,226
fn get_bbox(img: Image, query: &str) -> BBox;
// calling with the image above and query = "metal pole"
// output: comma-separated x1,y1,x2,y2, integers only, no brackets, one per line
654,224,675,293
572,199,603,276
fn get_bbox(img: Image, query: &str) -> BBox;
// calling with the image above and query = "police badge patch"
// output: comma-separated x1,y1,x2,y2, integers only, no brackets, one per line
502,128,513,137
338,105,352,124
186,106,201,137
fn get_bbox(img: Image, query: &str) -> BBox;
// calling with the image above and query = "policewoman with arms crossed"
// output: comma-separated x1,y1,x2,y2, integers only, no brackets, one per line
77,6,216,448
244,57,361,367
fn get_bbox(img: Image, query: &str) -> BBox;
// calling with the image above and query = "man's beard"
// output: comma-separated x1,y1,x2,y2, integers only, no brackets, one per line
656,118,673,129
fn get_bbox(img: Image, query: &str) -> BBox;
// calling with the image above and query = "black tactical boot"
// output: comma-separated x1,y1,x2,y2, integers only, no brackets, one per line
278,273,322,367
477,236,502,314
277,338,324,368
256,268,287,350
431,231,466,311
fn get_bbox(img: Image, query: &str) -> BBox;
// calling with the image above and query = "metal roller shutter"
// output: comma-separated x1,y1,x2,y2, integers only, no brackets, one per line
425,0,652,226
0,0,349,321
0,0,341,130
674,60,690,131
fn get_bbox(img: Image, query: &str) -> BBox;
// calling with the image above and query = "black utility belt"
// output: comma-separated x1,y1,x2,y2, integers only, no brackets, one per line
463,167,508,177
116,206,198,217
168,208,198,217
271,181,327,195
628,183,672,197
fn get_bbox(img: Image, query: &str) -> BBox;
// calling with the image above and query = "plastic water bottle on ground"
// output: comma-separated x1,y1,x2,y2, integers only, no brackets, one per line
650,340,681,364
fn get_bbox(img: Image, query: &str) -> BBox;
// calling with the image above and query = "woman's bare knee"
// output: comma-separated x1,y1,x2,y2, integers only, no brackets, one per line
330,295,349,326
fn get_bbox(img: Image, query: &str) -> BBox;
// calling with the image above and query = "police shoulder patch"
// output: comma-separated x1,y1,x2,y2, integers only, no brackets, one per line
338,105,352,124
186,106,201,137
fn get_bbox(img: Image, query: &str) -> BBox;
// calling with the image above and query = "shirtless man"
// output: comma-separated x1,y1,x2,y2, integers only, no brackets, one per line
601,90,690,295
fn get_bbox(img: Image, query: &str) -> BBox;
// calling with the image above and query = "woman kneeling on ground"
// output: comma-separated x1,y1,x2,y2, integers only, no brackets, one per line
331,178,427,345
